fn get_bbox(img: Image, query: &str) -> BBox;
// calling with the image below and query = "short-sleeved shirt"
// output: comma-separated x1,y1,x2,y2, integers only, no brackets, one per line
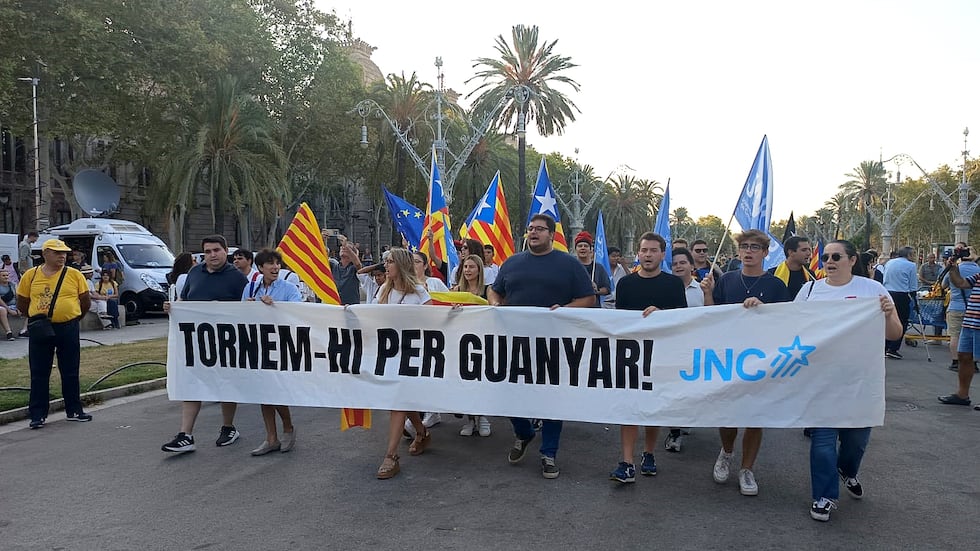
683,277,705,307
582,261,612,308
371,284,431,305
17,266,89,323
615,272,687,312
179,262,247,302
712,270,789,305
334,262,361,305
242,277,303,303
919,262,941,284
491,250,595,308
943,262,980,312
961,273,980,329
883,258,918,293
794,276,892,303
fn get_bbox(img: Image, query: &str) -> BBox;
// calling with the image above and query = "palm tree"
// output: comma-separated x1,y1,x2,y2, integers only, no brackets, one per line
823,191,851,240
602,175,662,252
467,24,581,223
152,76,285,250
671,207,694,241
369,72,433,202
840,161,886,248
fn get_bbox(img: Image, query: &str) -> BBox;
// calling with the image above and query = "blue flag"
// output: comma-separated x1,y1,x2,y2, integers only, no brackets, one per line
382,186,424,251
653,182,672,273
594,211,613,303
526,158,568,251
733,135,773,232
763,230,786,271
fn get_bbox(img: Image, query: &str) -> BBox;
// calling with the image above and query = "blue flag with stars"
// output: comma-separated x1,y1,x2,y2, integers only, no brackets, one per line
382,186,424,251
594,211,614,304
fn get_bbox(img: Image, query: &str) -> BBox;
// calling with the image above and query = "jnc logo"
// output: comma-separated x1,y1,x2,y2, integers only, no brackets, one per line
680,336,816,382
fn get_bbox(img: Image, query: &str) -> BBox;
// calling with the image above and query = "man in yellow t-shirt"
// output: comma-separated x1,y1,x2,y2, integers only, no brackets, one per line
16,238,92,429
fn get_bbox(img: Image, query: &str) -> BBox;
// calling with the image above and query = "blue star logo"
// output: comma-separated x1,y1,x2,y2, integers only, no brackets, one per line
769,336,816,378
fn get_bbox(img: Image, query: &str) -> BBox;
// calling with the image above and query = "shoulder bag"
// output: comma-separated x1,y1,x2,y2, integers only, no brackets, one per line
27,267,68,339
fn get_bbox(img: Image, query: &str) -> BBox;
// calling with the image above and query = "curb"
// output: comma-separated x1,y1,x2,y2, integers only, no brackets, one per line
0,377,167,425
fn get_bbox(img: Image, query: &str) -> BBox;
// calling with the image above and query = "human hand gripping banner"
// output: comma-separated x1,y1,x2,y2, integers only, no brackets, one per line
166,299,886,428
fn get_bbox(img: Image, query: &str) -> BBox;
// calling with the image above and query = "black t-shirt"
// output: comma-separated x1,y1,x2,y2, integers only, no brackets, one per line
713,270,789,305
615,272,688,311
766,266,808,298
492,249,595,308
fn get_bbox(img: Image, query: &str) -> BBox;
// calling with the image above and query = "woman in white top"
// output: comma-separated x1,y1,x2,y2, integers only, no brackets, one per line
373,248,432,480
412,251,449,293
793,240,902,522
451,254,492,437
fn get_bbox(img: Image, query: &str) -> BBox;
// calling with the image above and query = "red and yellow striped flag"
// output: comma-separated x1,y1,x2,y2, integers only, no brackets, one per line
278,202,371,430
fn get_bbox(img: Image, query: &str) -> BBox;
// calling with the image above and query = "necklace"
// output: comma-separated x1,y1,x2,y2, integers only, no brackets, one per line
739,272,764,297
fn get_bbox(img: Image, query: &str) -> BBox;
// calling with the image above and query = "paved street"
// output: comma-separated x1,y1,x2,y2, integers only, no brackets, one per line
0,339,977,550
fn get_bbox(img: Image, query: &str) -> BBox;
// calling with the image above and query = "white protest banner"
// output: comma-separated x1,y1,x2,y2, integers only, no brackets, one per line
167,299,886,428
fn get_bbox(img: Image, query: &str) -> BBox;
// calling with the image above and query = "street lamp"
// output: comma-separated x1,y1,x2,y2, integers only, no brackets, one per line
351,57,530,205
556,150,604,236
880,128,974,245
17,76,44,231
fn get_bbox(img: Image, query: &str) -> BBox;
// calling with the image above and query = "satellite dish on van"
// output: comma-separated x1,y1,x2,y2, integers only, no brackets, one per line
72,169,120,217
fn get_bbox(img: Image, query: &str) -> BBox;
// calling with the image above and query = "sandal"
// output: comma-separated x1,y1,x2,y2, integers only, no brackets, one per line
376,454,400,479
408,430,431,456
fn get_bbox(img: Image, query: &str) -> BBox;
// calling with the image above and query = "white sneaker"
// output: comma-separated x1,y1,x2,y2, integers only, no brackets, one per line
459,419,475,436
403,418,417,440
713,448,734,483
422,412,442,428
739,468,759,496
477,416,492,437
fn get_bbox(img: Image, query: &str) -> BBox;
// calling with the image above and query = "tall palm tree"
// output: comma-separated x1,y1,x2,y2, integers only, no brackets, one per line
467,24,581,223
671,207,694,241
154,75,285,250
840,161,886,248
823,191,851,240
369,72,433,202
602,175,662,252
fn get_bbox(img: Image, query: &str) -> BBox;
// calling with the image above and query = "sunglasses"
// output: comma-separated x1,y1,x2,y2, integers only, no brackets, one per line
820,253,847,262
693,248,708,253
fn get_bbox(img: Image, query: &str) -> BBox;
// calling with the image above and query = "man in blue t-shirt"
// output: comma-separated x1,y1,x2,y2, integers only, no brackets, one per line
701,229,789,498
162,234,248,454
488,214,594,479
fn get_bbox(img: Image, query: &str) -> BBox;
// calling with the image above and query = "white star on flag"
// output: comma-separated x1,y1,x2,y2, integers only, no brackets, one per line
536,188,557,217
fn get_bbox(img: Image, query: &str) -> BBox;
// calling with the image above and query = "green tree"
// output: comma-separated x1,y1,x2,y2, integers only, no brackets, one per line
840,160,887,249
467,24,581,225
154,76,285,250
602,175,662,252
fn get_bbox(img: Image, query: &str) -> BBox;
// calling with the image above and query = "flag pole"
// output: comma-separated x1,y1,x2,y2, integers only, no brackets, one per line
711,212,739,275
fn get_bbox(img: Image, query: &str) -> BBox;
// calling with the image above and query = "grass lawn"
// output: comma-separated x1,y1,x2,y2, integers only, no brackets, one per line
0,338,167,412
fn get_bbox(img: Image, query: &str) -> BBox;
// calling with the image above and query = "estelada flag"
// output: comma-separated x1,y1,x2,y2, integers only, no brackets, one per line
277,202,371,430
808,239,826,279
527,157,568,252
460,171,515,266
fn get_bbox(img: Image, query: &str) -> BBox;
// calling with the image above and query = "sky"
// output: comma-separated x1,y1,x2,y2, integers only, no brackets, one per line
318,0,979,223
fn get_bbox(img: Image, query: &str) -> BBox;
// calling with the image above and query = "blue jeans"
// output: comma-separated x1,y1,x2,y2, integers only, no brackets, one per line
29,319,82,422
511,418,562,458
809,427,871,501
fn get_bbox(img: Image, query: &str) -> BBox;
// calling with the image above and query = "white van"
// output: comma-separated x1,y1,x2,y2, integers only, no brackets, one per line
33,218,174,318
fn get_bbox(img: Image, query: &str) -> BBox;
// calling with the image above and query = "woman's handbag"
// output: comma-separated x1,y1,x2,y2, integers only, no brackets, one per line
25,267,68,339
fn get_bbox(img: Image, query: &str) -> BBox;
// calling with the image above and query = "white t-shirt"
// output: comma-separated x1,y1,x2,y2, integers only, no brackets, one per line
371,284,431,305
358,273,381,303
425,277,449,292
795,276,892,303
169,273,188,302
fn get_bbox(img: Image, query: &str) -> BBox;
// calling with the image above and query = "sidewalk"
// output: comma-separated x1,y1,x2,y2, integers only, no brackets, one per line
0,315,169,360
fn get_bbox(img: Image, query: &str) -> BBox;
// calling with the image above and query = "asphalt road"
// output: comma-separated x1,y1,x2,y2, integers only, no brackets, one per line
0,341,977,551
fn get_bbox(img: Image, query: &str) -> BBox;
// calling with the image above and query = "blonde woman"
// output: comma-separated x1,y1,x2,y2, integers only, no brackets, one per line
451,254,492,437
371,248,433,479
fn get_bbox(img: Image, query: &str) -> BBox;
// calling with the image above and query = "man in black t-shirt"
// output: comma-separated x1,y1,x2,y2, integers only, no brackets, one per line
489,214,594,480
767,235,816,298
608,232,687,484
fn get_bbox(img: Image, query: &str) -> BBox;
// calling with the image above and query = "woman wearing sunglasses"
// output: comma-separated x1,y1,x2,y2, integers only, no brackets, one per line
794,240,903,522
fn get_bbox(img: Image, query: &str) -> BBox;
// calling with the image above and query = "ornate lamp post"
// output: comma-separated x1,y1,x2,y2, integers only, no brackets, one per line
352,57,530,205
556,151,603,236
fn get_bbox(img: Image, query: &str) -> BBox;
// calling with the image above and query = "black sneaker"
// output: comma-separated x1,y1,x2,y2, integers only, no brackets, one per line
508,434,535,464
839,469,864,499
810,498,837,522
541,456,560,479
949,361,959,371
5,332,13,341
161,432,196,453
885,350,902,360
29,418,45,430
66,412,93,422
215,425,240,447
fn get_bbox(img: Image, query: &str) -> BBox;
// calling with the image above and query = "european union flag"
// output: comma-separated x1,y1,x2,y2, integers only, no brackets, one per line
382,186,424,251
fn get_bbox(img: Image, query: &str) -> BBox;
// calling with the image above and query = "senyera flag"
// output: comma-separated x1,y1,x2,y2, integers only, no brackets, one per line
527,158,568,252
460,171,515,266
277,202,371,431
419,149,460,278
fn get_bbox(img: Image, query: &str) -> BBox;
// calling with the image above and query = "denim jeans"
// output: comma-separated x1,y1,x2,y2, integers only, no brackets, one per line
29,319,82,422
809,427,872,501
511,417,563,458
